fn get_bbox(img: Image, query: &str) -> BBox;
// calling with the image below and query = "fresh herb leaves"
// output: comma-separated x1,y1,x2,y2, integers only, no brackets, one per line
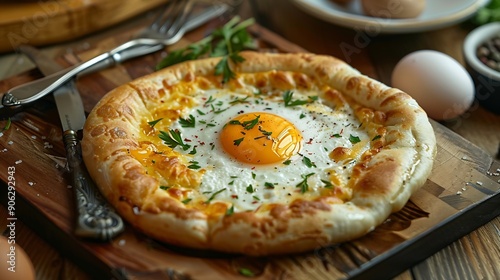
349,135,361,144
264,182,275,189
321,180,334,188
147,118,163,128
159,129,191,151
156,17,255,83
241,115,260,130
187,160,201,169
233,137,244,146
226,205,234,216
179,115,196,128
473,0,500,25
302,156,317,168
246,184,254,193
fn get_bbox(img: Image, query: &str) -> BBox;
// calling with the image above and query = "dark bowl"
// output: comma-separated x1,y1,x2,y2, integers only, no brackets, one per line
463,22,500,115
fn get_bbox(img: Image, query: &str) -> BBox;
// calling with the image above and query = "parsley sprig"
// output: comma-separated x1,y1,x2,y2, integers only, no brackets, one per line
159,129,191,151
296,173,315,193
179,115,195,128
156,16,255,83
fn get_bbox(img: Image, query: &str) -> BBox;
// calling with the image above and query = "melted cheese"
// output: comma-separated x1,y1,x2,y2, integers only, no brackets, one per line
134,70,385,212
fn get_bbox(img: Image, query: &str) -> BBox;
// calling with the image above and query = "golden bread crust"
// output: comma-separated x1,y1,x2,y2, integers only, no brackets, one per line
82,52,436,255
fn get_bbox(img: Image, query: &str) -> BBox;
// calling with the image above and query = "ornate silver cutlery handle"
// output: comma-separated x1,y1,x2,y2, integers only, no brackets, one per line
63,130,124,240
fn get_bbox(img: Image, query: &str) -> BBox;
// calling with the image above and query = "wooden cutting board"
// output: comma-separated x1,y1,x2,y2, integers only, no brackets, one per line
0,21,500,279
0,0,168,53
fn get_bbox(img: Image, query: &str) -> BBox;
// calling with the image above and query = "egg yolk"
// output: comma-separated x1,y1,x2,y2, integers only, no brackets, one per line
220,112,302,165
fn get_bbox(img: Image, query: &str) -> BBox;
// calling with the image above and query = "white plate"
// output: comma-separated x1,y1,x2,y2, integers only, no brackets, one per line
291,0,488,33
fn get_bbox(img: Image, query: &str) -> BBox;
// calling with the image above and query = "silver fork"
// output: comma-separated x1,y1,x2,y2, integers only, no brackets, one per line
1,0,227,111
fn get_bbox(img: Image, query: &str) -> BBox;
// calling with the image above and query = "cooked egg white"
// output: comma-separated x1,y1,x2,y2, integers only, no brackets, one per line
165,87,370,211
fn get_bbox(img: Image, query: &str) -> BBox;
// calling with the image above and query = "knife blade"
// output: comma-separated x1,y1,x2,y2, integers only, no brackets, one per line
19,45,124,241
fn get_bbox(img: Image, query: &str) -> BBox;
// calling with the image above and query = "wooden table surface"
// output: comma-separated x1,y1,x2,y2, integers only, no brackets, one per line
1,0,500,279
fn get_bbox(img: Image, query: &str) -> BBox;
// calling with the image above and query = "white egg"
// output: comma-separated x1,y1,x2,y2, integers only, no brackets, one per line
0,236,35,280
391,50,475,120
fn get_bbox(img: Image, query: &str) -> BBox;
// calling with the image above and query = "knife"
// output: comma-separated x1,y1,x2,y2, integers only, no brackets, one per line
19,45,125,241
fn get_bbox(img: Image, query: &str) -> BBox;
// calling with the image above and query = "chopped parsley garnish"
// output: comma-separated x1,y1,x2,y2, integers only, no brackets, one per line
179,115,195,128
181,198,192,204
241,115,260,130
300,113,306,119
147,118,163,128
187,160,201,169
246,184,254,193
372,135,382,141
296,173,315,193
211,104,229,114
205,188,226,204
302,156,316,168
188,146,197,155
258,127,272,136
332,133,342,138
196,109,206,115
252,195,260,201
283,90,317,107
226,205,234,216
264,182,275,189
252,172,256,179
233,137,244,146
229,96,250,104
321,180,334,188
349,134,361,144
205,95,216,105
159,129,191,151
159,185,170,191
199,120,216,127
283,159,292,165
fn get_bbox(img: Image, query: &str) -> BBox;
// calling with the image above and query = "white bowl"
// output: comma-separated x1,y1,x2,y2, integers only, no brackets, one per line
463,22,500,114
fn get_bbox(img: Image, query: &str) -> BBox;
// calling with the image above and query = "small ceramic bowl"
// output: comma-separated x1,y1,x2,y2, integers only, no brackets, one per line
463,22,500,114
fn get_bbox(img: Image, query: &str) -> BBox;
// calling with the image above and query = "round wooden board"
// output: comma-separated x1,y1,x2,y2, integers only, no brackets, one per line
0,0,168,53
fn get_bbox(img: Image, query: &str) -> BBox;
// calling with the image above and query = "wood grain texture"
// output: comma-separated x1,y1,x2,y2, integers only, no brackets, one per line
0,0,168,53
